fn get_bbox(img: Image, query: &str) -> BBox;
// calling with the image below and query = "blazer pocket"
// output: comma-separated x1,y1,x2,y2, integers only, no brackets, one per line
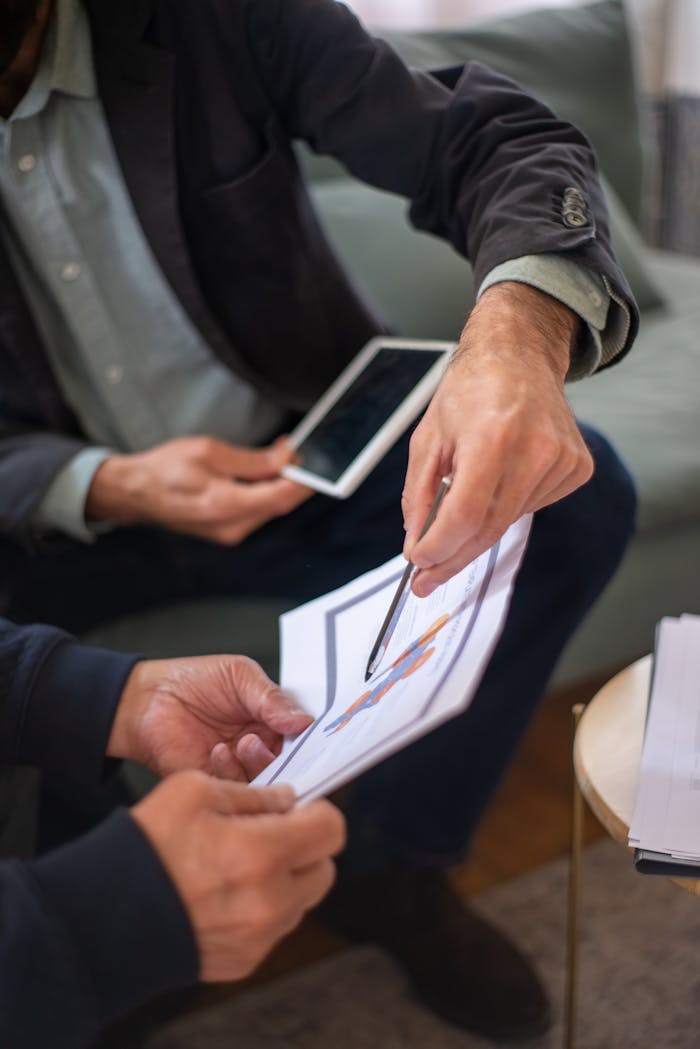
190,134,343,401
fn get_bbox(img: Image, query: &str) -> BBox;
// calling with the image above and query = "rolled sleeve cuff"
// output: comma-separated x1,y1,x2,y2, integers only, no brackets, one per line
477,254,631,381
33,447,114,542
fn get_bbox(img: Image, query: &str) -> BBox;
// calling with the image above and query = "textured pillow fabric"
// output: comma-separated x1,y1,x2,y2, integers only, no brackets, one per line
601,176,665,312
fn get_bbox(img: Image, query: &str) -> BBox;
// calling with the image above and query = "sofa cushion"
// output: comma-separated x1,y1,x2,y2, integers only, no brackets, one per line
81,596,289,672
567,249,700,534
309,178,472,339
601,178,665,312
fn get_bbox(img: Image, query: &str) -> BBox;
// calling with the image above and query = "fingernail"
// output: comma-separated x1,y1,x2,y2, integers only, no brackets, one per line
415,579,438,598
246,736,269,756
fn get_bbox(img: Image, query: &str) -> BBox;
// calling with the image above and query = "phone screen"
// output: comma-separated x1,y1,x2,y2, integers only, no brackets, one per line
294,347,443,483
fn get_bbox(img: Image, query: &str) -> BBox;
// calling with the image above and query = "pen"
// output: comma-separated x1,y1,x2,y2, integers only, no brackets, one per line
364,475,452,681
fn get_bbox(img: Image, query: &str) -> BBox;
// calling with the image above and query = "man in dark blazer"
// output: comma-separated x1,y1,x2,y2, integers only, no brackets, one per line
0,0,637,1038
0,616,345,1048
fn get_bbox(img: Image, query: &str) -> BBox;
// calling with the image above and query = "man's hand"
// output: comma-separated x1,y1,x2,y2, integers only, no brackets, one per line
108,654,313,781
402,281,593,596
131,772,345,981
86,435,312,544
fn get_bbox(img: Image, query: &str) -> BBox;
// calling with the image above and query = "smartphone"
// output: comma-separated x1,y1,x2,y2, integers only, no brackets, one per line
281,337,453,498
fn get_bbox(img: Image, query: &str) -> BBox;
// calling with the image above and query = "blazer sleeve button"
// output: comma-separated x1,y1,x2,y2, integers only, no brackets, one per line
563,210,588,227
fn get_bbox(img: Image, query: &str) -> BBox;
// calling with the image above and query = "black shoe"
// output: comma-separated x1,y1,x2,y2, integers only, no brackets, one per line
317,865,551,1041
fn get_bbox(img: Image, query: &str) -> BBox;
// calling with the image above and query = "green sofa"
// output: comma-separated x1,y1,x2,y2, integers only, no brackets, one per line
84,0,700,685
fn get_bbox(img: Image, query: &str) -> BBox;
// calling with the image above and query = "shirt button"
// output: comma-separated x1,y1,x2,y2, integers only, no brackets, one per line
589,290,603,307
17,153,36,173
105,364,124,385
60,261,81,282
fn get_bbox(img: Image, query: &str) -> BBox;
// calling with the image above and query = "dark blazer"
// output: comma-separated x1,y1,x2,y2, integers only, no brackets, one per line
0,620,197,1047
0,0,637,542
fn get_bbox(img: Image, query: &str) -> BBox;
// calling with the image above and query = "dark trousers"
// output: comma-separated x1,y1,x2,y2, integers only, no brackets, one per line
1,422,636,866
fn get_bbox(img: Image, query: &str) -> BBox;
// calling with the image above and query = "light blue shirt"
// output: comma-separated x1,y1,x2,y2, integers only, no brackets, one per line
0,0,627,541
0,0,284,538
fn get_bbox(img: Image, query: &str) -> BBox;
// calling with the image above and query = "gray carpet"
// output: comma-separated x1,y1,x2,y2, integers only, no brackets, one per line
148,840,700,1049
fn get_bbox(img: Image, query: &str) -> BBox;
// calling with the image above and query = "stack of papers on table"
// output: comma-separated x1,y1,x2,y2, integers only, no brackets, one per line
629,614,700,875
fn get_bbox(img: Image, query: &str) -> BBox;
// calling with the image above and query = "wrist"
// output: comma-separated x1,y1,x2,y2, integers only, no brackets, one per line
86,453,145,524
465,280,580,383
107,660,150,763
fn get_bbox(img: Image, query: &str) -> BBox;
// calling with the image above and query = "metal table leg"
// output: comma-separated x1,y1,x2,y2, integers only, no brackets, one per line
564,703,586,1049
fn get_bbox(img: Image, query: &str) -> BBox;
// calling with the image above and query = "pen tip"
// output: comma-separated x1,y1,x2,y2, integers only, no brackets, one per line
364,666,373,682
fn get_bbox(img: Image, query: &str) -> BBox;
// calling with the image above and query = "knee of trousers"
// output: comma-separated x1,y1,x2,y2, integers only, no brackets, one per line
550,421,637,585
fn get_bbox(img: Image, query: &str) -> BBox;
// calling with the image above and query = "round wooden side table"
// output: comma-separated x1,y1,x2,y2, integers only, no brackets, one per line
564,655,699,1049
573,654,700,896
574,656,650,845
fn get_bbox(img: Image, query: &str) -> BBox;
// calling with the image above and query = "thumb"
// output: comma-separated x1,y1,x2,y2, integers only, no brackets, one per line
259,686,314,734
206,438,294,481
228,657,314,734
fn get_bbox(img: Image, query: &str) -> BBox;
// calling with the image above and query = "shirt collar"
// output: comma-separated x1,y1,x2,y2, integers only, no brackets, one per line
12,0,97,121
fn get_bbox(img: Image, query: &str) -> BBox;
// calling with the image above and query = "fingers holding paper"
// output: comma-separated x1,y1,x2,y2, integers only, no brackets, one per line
108,654,313,781
131,773,345,982
402,282,592,596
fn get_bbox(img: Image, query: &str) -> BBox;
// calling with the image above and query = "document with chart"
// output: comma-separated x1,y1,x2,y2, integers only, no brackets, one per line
253,516,531,802
629,613,700,873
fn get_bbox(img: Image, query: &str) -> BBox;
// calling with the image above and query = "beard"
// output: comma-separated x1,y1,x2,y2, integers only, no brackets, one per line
0,0,42,75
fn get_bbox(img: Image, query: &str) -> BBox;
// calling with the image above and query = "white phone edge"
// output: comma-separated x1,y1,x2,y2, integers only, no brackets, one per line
280,336,454,499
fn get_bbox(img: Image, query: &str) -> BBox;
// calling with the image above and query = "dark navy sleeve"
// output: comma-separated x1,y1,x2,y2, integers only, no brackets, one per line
0,618,138,784
0,620,199,1045
0,809,198,1048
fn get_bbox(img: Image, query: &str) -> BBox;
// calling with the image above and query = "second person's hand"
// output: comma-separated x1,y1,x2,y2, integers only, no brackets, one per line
107,654,314,781
86,434,313,544
131,772,346,982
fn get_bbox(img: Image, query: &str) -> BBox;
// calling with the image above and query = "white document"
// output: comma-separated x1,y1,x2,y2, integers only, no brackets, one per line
628,617,684,848
629,614,700,859
253,516,531,802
